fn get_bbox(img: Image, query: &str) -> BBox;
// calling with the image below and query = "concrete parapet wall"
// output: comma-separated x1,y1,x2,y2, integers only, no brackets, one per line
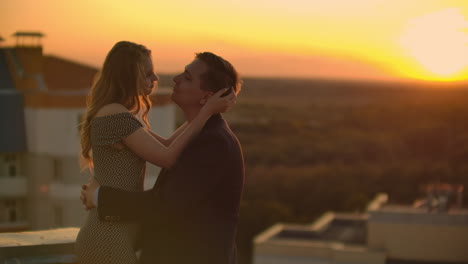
0,227,78,263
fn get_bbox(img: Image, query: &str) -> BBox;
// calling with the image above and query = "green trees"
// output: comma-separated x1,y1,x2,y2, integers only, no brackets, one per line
225,82,468,264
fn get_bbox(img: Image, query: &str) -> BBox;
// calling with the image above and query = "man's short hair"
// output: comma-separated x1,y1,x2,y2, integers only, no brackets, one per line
195,52,241,95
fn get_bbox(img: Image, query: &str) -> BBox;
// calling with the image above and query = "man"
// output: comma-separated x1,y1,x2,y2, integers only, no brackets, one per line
82,52,244,264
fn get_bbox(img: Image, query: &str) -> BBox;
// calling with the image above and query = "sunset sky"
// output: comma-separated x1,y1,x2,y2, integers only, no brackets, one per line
2,0,468,81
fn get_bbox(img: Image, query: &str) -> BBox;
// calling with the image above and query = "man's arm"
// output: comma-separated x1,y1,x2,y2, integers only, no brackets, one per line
82,176,157,222
97,186,156,222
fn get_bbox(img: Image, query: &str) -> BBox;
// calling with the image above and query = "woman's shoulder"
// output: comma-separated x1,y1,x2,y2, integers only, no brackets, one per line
90,104,142,143
95,103,129,118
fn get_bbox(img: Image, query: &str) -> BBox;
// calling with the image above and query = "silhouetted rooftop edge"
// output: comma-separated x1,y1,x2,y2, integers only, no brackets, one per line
12,31,45,37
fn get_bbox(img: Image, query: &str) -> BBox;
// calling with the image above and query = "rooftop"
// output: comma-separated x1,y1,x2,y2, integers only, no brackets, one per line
43,55,98,91
0,45,174,108
12,31,45,37
274,213,367,245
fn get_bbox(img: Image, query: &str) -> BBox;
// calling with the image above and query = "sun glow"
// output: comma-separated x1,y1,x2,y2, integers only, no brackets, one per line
399,8,468,80
4,0,468,81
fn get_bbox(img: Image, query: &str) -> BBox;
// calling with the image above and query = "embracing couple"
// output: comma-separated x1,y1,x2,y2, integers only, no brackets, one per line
76,41,245,264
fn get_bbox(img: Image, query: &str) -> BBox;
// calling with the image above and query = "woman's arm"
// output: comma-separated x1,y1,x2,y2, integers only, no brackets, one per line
124,113,209,168
146,122,188,147
124,88,234,168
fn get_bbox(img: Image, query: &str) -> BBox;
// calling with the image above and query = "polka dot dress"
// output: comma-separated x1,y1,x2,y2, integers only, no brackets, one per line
76,112,146,264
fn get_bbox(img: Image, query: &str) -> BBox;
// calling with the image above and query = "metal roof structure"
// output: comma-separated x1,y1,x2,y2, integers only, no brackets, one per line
12,31,45,37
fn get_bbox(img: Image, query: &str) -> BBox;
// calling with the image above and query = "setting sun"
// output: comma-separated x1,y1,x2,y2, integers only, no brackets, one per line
399,8,468,81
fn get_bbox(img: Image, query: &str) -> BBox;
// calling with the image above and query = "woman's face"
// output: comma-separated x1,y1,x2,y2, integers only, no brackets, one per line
142,56,158,95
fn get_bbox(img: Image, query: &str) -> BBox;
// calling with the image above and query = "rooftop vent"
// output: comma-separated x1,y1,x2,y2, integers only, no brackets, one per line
414,183,464,212
12,31,45,47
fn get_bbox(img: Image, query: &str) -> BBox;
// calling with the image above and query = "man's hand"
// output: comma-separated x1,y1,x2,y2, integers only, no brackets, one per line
80,177,100,210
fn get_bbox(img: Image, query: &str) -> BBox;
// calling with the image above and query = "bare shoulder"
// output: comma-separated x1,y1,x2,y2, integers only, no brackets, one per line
95,103,129,117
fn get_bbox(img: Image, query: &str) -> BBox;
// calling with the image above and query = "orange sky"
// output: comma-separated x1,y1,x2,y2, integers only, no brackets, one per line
2,0,468,81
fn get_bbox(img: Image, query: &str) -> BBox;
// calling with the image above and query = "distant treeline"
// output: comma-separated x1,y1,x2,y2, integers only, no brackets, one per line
169,76,468,264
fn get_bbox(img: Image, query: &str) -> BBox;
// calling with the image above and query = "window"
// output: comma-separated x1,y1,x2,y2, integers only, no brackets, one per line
53,159,62,181
5,200,17,222
54,206,63,227
9,209,16,222
3,155,17,177
8,165,16,177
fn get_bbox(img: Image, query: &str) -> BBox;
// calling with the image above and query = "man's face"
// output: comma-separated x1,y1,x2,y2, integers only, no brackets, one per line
172,59,211,108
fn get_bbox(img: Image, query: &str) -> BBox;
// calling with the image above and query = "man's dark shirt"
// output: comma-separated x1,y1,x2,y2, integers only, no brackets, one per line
98,114,245,264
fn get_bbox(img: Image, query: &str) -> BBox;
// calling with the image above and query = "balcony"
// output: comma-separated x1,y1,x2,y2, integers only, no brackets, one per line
0,177,27,197
0,227,78,263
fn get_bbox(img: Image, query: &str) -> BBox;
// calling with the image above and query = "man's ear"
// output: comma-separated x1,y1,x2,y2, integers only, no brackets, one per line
199,91,214,105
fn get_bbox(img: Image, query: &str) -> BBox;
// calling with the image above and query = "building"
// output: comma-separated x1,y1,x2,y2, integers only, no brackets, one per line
0,31,175,232
254,185,468,264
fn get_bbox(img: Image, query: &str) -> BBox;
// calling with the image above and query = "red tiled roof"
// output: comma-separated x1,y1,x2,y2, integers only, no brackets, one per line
43,55,97,91
11,51,172,108
24,91,172,109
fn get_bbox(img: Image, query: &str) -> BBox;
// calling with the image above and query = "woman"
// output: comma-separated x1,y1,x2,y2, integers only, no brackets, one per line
75,41,234,264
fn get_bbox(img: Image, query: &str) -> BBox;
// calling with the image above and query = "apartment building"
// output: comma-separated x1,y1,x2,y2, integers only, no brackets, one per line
254,185,468,264
0,31,175,231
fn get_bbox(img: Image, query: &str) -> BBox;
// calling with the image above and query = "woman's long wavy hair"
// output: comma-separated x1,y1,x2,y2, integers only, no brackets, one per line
80,41,152,170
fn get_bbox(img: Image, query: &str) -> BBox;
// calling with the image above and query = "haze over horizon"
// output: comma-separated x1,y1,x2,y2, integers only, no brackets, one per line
2,0,468,82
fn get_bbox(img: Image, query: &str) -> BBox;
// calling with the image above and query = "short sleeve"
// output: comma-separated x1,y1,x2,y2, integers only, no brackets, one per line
91,112,143,146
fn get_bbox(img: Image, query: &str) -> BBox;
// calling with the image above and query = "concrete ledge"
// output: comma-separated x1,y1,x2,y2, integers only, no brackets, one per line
0,227,78,263
369,209,468,225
